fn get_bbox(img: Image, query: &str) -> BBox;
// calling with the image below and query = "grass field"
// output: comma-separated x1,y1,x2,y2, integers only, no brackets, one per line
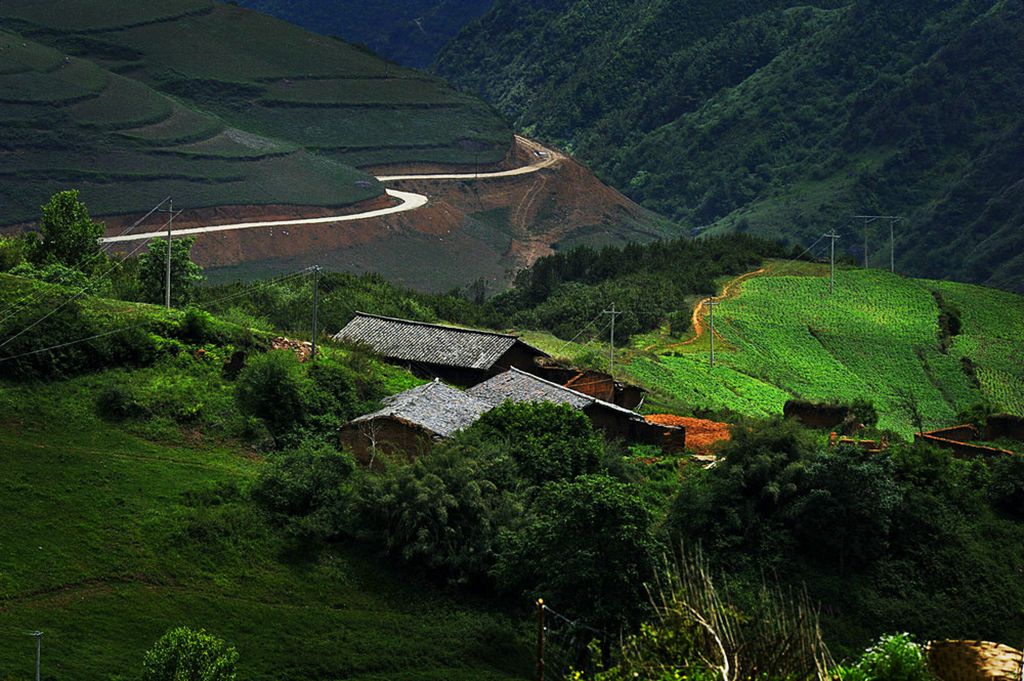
0,275,531,681
0,0,511,225
618,266,1024,436
0,377,532,681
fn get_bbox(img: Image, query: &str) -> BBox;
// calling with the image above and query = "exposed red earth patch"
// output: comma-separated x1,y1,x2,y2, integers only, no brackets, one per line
644,414,732,454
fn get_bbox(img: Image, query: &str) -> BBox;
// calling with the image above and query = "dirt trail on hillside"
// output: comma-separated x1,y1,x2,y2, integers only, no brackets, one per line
649,267,766,352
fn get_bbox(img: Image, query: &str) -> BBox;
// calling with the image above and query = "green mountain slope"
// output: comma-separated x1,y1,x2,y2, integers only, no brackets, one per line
0,0,510,225
235,0,497,69
623,266,1024,436
0,273,530,680
435,0,1024,292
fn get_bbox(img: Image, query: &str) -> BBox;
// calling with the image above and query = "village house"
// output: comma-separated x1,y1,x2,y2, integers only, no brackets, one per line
467,367,683,449
332,312,548,386
339,368,686,462
338,380,492,464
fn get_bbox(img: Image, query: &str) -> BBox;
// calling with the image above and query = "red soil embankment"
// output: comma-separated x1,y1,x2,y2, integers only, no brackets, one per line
645,414,731,454
98,136,663,286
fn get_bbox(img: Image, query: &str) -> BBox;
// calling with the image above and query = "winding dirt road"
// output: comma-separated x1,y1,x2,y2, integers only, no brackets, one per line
650,267,766,352
100,135,562,245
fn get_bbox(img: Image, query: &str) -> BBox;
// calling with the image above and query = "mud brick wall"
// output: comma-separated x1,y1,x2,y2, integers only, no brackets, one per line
926,640,1023,681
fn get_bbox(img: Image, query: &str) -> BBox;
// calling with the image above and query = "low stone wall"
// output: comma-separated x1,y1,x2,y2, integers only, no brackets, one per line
926,640,1023,681
915,432,1015,459
927,424,982,443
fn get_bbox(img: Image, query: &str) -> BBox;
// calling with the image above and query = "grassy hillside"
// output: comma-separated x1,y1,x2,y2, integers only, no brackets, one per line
0,0,510,225
436,0,1024,291
236,0,496,69
622,265,1024,436
0,274,531,680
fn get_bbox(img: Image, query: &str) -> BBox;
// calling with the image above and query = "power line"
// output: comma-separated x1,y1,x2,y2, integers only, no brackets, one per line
0,197,171,326
0,265,316,365
0,221,164,352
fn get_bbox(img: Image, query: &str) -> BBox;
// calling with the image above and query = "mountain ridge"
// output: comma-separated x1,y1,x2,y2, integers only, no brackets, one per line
435,0,1024,292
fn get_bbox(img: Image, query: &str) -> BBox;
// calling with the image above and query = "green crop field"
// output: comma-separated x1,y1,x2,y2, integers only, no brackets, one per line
622,267,1024,436
0,0,511,226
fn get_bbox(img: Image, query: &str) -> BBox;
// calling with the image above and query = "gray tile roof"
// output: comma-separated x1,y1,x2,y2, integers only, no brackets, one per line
468,367,639,415
333,312,544,370
348,380,492,437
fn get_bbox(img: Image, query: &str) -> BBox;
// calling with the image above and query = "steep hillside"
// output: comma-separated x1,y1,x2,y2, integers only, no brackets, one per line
0,273,532,680
235,0,496,68
0,0,510,225
436,0,1024,291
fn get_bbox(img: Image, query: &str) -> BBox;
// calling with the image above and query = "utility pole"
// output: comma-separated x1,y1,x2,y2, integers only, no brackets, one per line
854,215,900,271
29,630,42,681
165,198,173,309
888,216,902,274
536,599,545,681
707,300,717,369
603,305,622,379
311,265,320,361
824,231,841,293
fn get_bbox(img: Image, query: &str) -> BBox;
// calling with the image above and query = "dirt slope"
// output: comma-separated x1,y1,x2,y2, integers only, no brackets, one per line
101,137,669,291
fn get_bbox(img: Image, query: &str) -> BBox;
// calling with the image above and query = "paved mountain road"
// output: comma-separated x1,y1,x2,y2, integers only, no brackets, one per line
100,135,561,244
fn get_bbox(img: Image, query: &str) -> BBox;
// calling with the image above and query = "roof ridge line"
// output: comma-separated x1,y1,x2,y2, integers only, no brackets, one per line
351,311,521,340
506,367,597,405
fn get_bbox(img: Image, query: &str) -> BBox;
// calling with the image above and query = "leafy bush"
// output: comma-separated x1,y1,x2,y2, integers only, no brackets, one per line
495,474,657,633
137,237,203,307
235,350,310,441
35,190,104,271
473,401,603,485
95,383,144,421
352,438,523,584
142,626,238,681
836,634,934,681
988,455,1024,518
251,440,355,539
0,235,34,272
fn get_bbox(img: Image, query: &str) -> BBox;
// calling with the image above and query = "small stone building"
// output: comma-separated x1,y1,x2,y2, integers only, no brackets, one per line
339,380,492,464
333,312,548,386
468,368,685,451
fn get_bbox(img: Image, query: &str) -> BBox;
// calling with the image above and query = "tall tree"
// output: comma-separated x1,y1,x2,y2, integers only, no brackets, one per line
37,190,104,270
137,236,203,306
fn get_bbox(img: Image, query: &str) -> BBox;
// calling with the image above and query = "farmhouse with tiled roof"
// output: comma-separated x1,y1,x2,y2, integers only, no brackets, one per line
339,380,492,463
333,312,548,386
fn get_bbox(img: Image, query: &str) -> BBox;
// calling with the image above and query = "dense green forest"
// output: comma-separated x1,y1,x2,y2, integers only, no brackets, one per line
234,0,496,68
436,0,1024,292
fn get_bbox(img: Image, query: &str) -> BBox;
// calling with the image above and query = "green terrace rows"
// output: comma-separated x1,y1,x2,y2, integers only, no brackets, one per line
625,267,1024,437
0,0,511,225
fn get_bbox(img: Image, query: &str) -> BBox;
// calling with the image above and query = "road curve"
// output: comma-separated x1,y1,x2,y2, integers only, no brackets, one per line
102,189,427,244
100,135,560,244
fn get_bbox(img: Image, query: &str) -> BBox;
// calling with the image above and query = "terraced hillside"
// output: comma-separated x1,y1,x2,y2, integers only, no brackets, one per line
0,0,510,225
625,266,1024,436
